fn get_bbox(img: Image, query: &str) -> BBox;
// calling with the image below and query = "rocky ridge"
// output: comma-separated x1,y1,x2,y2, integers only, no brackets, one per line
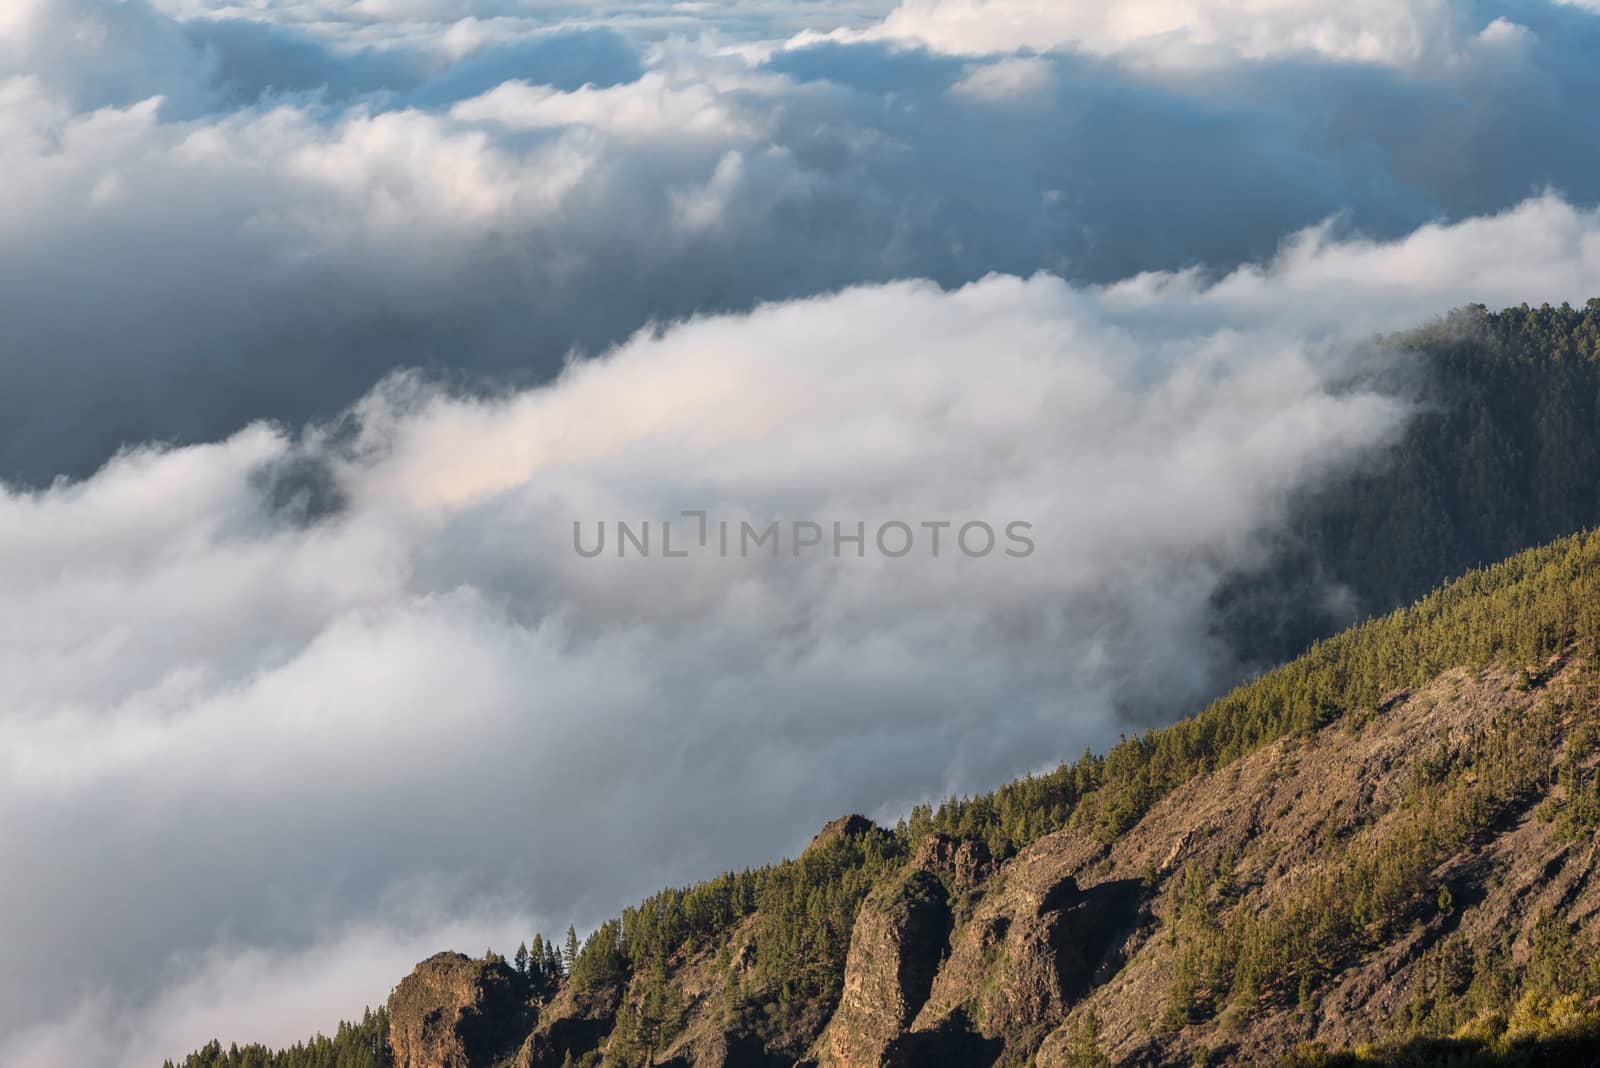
386,659,1600,1067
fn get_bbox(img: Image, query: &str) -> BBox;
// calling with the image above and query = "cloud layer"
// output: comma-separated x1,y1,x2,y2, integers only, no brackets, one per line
10,0,1600,1064
3,0,1600,479
8,194,1600,1064
855,0,1460,65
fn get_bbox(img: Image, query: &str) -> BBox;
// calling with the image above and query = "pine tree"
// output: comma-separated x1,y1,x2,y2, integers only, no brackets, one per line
1064,1009,1109,1068
564,926,581,976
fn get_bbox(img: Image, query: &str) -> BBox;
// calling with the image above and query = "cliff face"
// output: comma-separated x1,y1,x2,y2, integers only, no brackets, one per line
514,983,621,1068
819,867,952,1067
388,952,535,1068
908,841,1139,1055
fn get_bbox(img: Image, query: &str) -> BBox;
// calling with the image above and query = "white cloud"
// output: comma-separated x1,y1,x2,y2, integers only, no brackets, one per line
0,0,221,113
0,907,536,1067
451,70,753,138
1100,194,1600,328
5,0,1600,485
830,0,1493,67
949,55,1055,99
9,1,1600,1062
670,148,746,229
8,195,1600,1064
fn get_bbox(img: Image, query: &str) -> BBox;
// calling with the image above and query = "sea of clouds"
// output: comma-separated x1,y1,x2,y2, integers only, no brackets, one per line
6,0,1600,1064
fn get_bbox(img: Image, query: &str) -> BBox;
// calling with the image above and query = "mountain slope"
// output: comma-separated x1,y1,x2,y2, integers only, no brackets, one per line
171,526,1600,1068
541,527,1600,1066
163,296,1600,1068
1220,299,1600,669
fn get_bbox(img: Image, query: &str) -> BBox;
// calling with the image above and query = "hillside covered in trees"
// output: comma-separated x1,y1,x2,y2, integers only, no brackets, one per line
166,305,1600,1067
1219,299,1600,668
171,531,1600,1064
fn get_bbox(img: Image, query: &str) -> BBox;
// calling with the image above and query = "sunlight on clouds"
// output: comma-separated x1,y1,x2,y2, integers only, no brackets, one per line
856,0,1461,65
5,0,1600,483
283,108,594,231
9,0,1600,1062
948,56,1054,99
451,71,754,138
11,194,1600,1061
1128,195,1600,323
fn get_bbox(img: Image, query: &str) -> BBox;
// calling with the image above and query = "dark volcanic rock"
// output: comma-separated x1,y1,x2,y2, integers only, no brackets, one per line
513,983,620,1068
913,833,993,893
884,1010,1002,1068
913,828,1135,1050
821,867,954,1067
807,814,879,852
388,952,535,1068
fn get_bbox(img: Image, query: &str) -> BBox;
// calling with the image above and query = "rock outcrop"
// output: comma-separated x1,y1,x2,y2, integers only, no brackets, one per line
513,983,620,1068
912,833,992,894
388,952,535,1068
807,814,879,852
820,864,953,1067
911,830,1139,1052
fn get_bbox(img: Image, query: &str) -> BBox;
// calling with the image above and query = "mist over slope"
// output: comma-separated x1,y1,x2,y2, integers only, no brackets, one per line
1219,299,1600,670
170,522,1600,1068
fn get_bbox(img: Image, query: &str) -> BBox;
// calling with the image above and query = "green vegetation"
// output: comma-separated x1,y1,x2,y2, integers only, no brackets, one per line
1538,717,1600,842
512,932,566,990
616,870,761,982
1223,298,1600,666
1278,997,1600,1066
924,528,1600,860
161,1008,391,1068
578,825,905,1059
1162,688,1600,1033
